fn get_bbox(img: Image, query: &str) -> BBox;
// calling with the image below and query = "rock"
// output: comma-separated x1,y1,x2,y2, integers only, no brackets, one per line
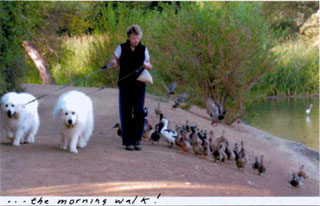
300,10,319,39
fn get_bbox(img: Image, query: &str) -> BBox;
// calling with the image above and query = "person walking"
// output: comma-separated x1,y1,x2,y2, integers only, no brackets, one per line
108,25,152,151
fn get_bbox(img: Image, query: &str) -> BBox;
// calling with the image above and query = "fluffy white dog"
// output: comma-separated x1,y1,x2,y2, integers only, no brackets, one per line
53,90,94,154
0,92,40,146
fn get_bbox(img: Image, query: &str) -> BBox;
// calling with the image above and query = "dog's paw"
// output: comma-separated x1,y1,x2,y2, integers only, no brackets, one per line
24,139,34,144
70,148,78,154
77,141,87,149
12,141,20,147
60,144,67,150
26,137,35,144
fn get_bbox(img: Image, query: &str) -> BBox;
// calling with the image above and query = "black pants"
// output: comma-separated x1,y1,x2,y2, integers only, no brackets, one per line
119,81,146,146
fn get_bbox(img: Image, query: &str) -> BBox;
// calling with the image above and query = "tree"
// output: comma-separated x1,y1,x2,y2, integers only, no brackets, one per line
0,1,52,93
151,2,278,123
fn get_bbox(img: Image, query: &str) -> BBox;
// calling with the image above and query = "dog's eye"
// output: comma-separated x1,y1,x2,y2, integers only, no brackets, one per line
72,112,75,115
5,104,8,107
11,104,14,107
65,112,68,115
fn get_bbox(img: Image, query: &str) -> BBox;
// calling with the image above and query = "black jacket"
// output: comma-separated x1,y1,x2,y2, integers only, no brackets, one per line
118,40,146,86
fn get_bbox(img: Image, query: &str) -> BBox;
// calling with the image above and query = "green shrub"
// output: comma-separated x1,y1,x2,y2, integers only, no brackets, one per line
252,37,319,96
0,1,51,95
150,2,278,123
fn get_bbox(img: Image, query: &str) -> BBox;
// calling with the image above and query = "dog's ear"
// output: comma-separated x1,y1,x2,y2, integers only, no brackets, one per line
58,108,63,117
17,103,25,110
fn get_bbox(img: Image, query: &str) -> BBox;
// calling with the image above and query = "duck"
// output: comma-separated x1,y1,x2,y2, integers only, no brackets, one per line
201,138,211,159
252,157,260,171
238,141,247,159
161,80,178,95
160,117,178,147
206,98,220,124
172,92,189,109
233,143,240,161
217,103,226,120
208,131,217,153
192,136,205,157
290,173,302,188
297,165,307,180
189,126,197,144
224,141,235,161
197,130,203,140
154,102,162,117
176,131,192,154
149,122,164,144
216,130,227,144
159,113,164,121
185,120,191,132
113,123,121,137
212,143,226,162
258,155,266,175
143,118,153,141
192,142,203,157
236,154,247,171
306,104,313,114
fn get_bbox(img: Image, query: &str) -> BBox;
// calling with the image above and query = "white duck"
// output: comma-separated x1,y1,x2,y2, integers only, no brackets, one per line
306,104,313,114
160,117,178,147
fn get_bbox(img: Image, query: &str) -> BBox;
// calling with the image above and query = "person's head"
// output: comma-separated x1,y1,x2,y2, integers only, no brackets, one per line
126,25,142,47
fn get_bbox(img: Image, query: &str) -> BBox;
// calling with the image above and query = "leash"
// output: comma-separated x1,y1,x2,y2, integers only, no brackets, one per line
117,64,145,84
84,87,105,95
24,64,111,106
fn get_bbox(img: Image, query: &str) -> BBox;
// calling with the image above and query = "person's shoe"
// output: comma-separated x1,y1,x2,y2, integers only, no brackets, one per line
134,144,142,151
125,145,134,151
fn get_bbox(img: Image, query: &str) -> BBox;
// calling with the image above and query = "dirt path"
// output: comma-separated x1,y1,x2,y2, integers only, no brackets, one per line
0,84,319,196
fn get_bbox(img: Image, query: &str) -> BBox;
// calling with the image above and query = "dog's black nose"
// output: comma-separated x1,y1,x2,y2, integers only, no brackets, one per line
7,111,13,118
68,119,73,125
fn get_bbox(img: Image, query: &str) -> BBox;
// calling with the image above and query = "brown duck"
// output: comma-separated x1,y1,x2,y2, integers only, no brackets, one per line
154,102,163,118
297,165,307,180
224,141,235,161
213,144,227,163
143,118,153,141
258,155,266,175
236,154,247,171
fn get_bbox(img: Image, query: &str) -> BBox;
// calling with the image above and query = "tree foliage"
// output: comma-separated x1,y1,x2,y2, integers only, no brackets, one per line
1,1,318,123
0,1,52,94
151,2,278,123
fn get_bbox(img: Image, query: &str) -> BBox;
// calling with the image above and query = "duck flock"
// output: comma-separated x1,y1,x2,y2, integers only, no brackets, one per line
113,102,308,189
112,81,308,188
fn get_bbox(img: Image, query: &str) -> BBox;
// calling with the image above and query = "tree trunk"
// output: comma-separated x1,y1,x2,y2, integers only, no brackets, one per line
22,41,54,84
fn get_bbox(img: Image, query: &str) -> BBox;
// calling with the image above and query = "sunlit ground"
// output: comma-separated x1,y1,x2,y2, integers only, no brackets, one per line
1,181,271,196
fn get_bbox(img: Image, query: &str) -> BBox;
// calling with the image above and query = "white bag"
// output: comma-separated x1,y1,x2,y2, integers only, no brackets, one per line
137,69,153,84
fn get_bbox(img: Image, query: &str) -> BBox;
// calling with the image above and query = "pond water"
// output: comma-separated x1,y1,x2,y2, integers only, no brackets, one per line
243,97,319,151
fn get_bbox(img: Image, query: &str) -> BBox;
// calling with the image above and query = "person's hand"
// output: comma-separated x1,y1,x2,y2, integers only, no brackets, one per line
110,59,117,68
144,62,152,71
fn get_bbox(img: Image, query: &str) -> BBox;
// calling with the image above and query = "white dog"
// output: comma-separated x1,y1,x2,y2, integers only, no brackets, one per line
0,92,40,146
53,90,94,154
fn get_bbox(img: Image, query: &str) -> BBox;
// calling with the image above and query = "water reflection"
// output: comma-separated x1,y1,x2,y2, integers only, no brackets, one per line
243,97,319,150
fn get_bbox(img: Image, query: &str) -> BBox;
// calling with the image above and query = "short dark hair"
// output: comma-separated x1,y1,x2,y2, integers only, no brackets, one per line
126,25,143,37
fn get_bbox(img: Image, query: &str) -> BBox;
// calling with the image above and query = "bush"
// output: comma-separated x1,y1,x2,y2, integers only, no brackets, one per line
0,1,50,95
150,2,278,123
252,37,319,96
19,2,317,124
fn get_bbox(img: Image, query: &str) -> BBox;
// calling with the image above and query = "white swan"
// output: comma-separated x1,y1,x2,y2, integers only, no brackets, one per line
306,104,313,114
